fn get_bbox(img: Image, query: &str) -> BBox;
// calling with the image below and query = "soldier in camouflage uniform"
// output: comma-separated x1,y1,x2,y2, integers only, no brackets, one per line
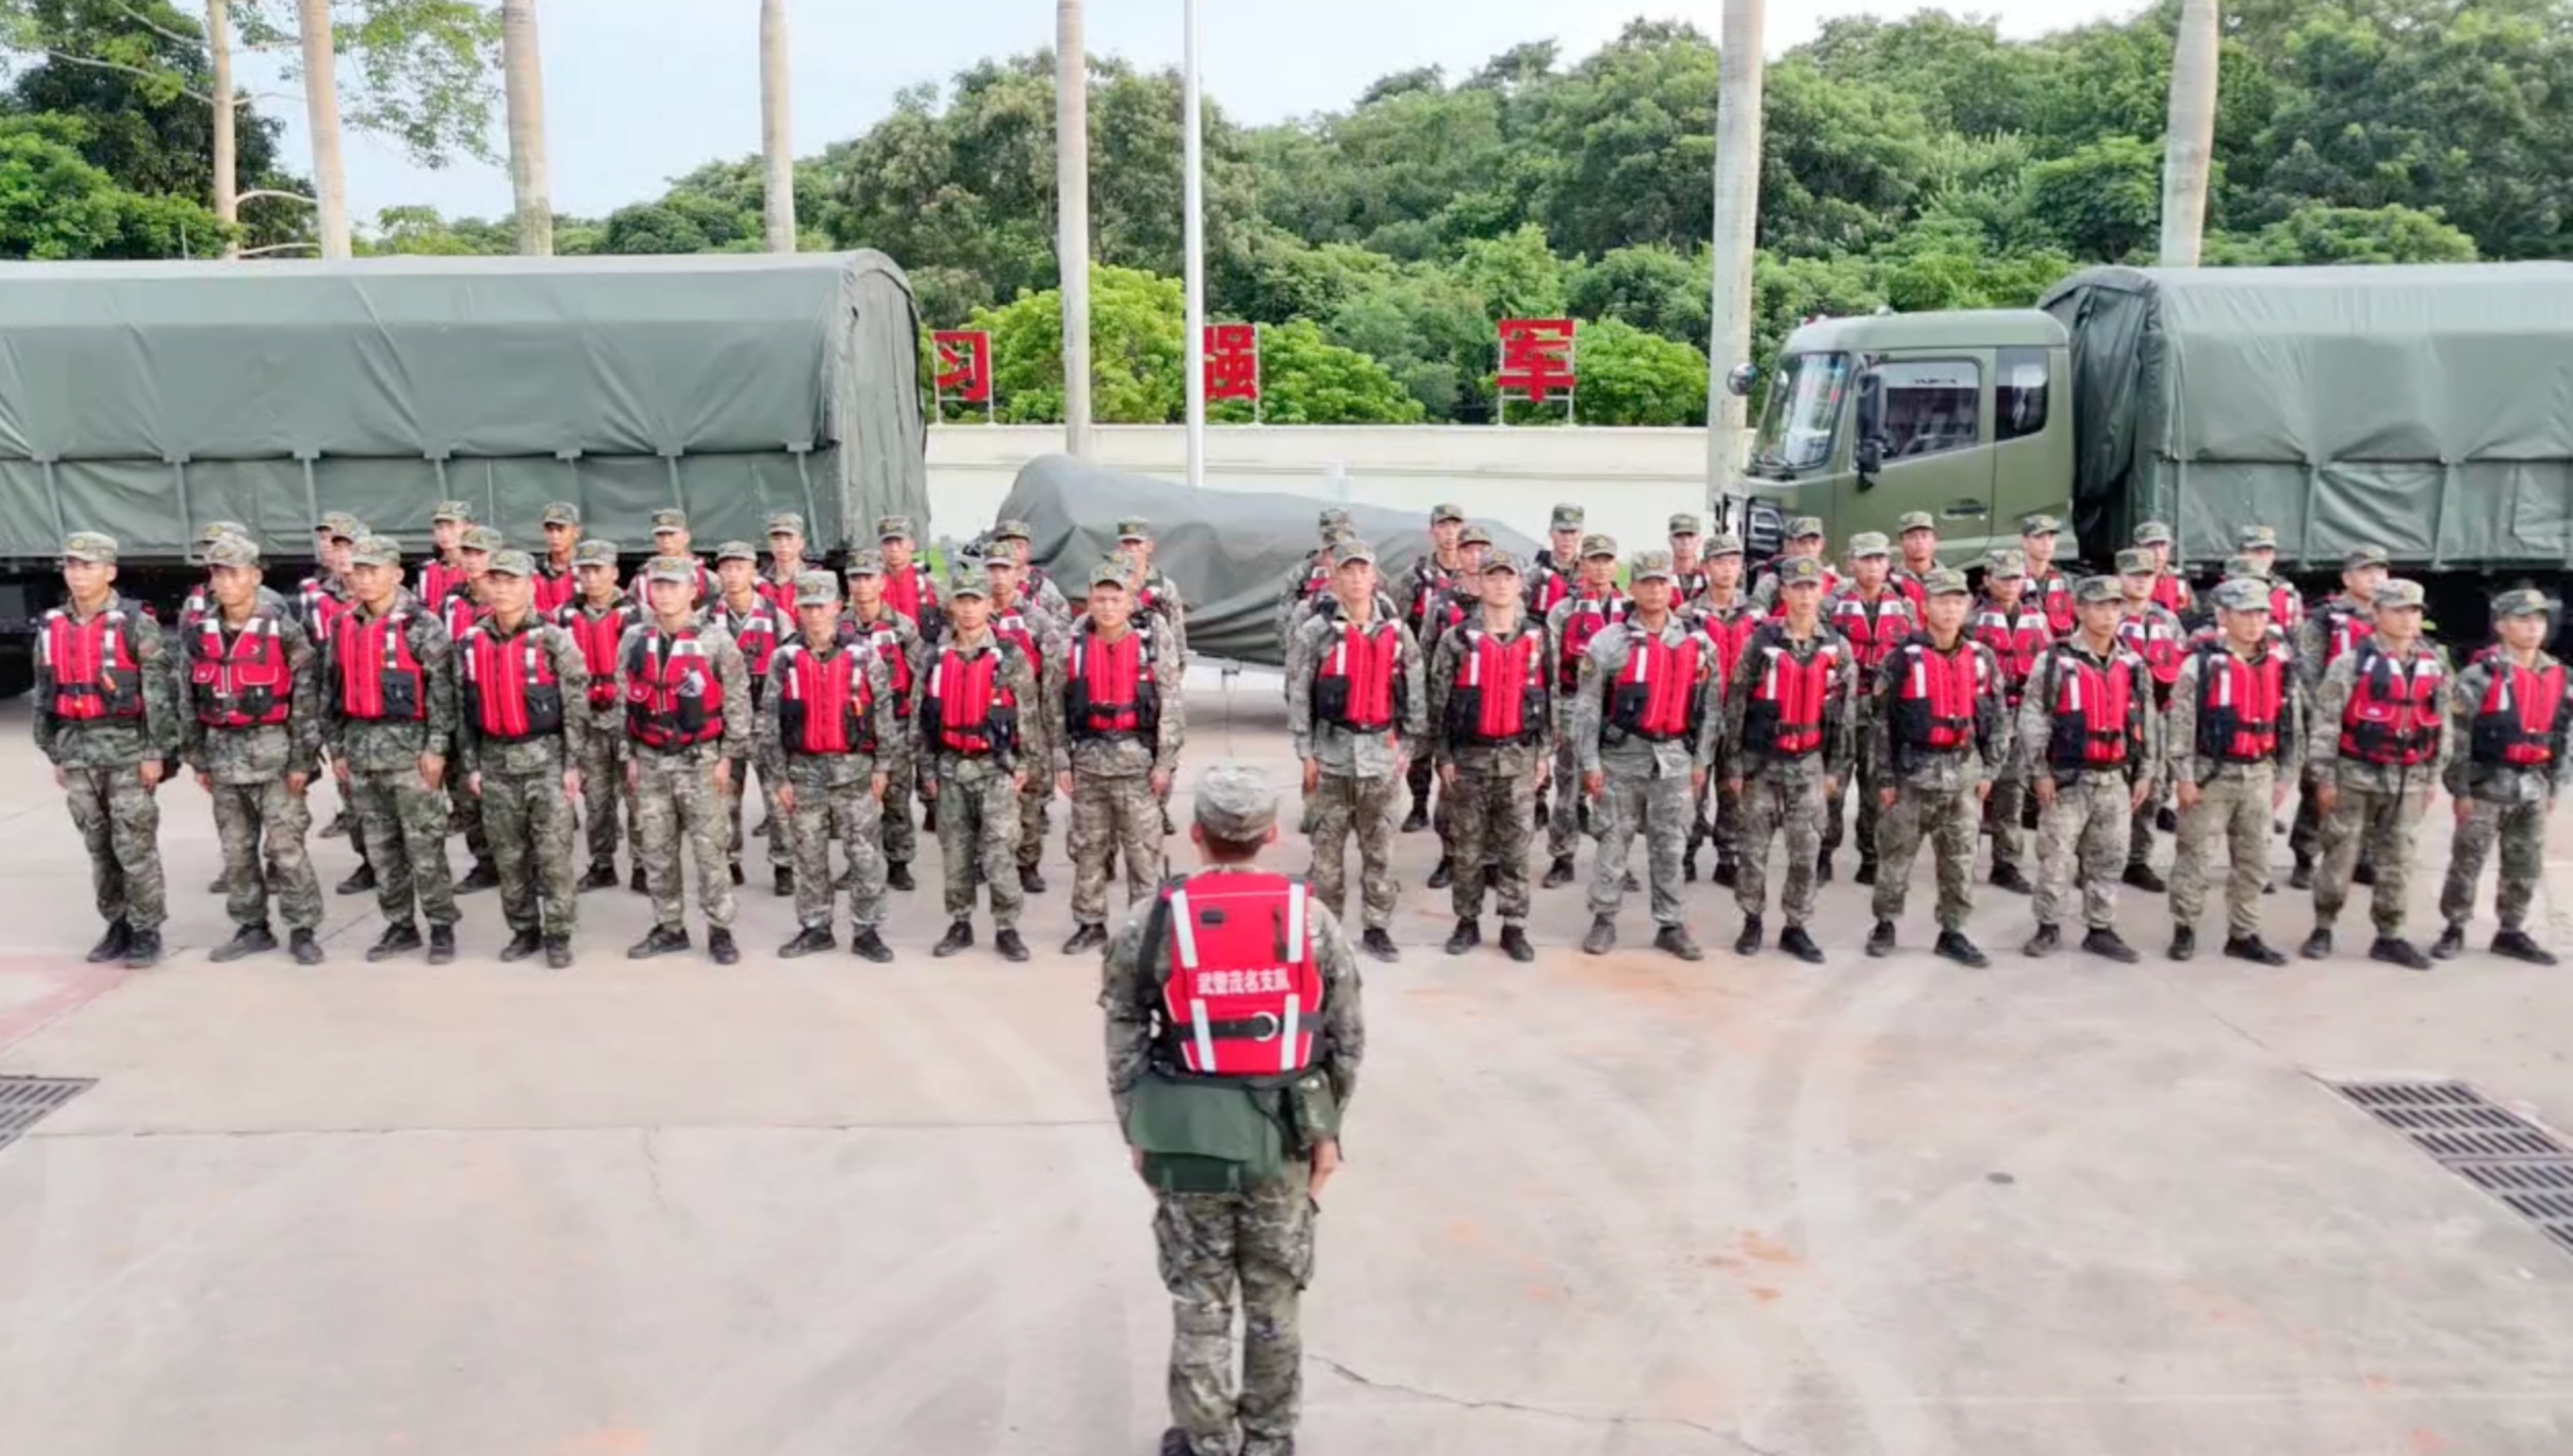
918,564,1045,961
36,532,178,968
437,524,504,895
1725,555,1853,961
1747,517,1839,614
2164,577,2302,965
1541,534,1630,887
1400,503,1471,833
1051,558,1186,955
982,553,1069,893
2302,578,2452,969
1969,550,2050,895
842,548,925,892
457,551,590,969
181,536,326,964
2290,547,2388,887
1572,549,1718,960
1425,548,1550,960
2114,547,2189,892
1866,567,2010,966
767,571,897,962
985,517,1071,619
620,556,753,965
300,513,369,863
1286,539,1427,963
709,540,792,894
1115,517,1191,664
1687,531,1759,885
1101,762,1364,1456
2436,589,2570,964
1272,507,1351,659
2018,576,2157,964
557,539,643,891
325,535,463,964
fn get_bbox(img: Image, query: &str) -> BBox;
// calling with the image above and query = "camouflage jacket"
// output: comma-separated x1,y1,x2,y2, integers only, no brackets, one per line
2165,636,2306,786
1099,866,1366,1128
841,602,925,761
1271,551,1334,653
2016,637,2159,786
179,606,324,785
2446,649,2573,805
321,592,459,773
910,627,1045,784
1135,567,1189,662
615,620,752,765
1869,631,2014,792
1044,616,1186,780
1405,552,1467,628
558,597,643,736
1722,620,1858,781
1425,609,1556,778
1573,614,1723,779
2308,639,2454,795
34,591,180,769
1023,564,1073,621
455,612,592,778
761,634,897,789
1286,609,1428,778
2295,592,2375,689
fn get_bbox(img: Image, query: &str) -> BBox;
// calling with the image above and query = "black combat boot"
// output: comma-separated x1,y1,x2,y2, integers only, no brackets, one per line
498,928,543,963
1542,856,1575,889
995,929,1030,963
2369,935,2430,972
1425,856,1453,890
1713,857,1739,888
2122,862,2167,894
1733,914,1763,956
932,921,975,958
1853,856,1878,886
457,859,500,893
1401,797,1430,833
774,866,794,897
1061,922,1109,956
779,926,834,958
1581,916,1616,955
210,922,276,964
579,861,618,892
627,924,691,960
1444,918,1481,955
121,928,162,969
1865,919,1897,958
1989,864,2033,894
1018,864,1046,894
289,928,325,966
2288,854,2315,890
2492,929,2560,965
1654,925,1705,962
366,921,423,962
85,919,130,964
543,937,573,969
2022,923,2061,957
2300,927,2333,960
1361,928,1400,963
426,925,457,966
1682,847,1698,883
1778,925,1825,964
887,861,915,892
1814,850,1833,883
629,865,649,894
728,863,745,887
2168,925,2197,961
1934,930,1989,968
2431,923,2466,961
2353,859,2377,886
2081,927,2141,964
1499,925,1535,962
851,928,894,963
336,864,377,896
708,928,740,966
2224,934,2287,967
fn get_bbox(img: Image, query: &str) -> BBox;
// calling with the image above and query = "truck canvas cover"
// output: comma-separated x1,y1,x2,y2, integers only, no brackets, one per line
2040,262,2573,571
0,251,928,561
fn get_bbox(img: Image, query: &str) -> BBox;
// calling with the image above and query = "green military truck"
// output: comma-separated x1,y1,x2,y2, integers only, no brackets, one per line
0,251,929,696
1728,263,2573,634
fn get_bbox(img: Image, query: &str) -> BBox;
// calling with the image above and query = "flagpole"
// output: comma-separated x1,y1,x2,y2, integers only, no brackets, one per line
1181,0,1206,492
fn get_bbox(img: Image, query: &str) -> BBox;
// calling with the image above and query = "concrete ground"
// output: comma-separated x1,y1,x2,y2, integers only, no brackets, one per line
1,671,2570,1456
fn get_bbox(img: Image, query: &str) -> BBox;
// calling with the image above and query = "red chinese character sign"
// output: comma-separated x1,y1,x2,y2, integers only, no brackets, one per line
932,329,993,421
1203,323,1261,421
1495,317,1576,423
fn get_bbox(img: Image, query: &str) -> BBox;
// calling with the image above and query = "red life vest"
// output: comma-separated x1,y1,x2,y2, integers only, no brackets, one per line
2473,659,2567,768
1889,638,1991,754
923,643,1020,757
298,576,350,640
462,622,566,742
2318,598,2376,667
187,611,293,729
2338,645,2444,767
332,609,427,722
531,564,577,617
1761,560,1840,618
1408,560,1457,629
623,628,725,750
440,587,485,645
179,581,215,635
2117,609,2185,689
2044,648,2136,770
1066,620,1160,741
882,563,939,627
2150,570,2192,617
1311,617,1404,733
1674,565,1711,603
418,559,468,610
846,609,916,718
1606,627,1708,742
757,572,800,618
2268,581,2304,634
719,600,784,686
1830,591,1914,670
992,606,1046,680
1445,624,1547,745
1555,592,1629,692
775,642,878,756
1971,602,2051,701
557,600,637,710
40,605,146,723
2030,567,2076,636
1155,871,1325,1077
1740,631,1839,757
1526,567,1572,620
1893,571,1930,614
1698,601,1761,686
2193,642,2288,764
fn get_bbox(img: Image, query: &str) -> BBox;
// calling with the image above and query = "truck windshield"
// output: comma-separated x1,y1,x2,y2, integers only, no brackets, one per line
1750,351,1851,476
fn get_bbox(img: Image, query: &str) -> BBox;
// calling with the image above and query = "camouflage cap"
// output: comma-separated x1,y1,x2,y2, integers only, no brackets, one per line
1458,523,1494,548
990,517,1034,542
1668,512,1703,537
1896,511,1937,534
347,535,401,569
1430,503,1466,525
643,555,696,585
2019,513,2063,537
2214,577,2271,612
462,525,505,554
793,570,841,608
204,536,260,570
1117,517,1153,541
1922,567,1971,597
2133,520,2175,547
1705,531,1744,559
1580,533,1618,560
715,539,759,564
1847,531,1892,559
318,511,362,541
484,548,535,578
2344,545,2391,570
2221,554,2263,581
1332,539,1378,567
1481,548,1522,576
1317,506,1351,531
1549,503,1585,532
2494,587,2550,620
2114,547,2156,575
1775,556,1828,588
429,501,473,525
1193,760,1278,839
765,512,806,537
573,539,620,568
1323,525,1360,546
540,501,581,527
844,547,886,577
2236,523,2278,551
2375,578,2427,610
650,507,689,534
196,519,250,546
1984,549,2027,578
1628,548,1678,583
1089,556,1133,587
2075,575,2122,604
1786,516,1825,540
946,564,992,600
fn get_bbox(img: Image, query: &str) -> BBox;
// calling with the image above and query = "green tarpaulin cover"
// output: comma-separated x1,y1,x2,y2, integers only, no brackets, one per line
0,251,927,562
2041,262,2573,572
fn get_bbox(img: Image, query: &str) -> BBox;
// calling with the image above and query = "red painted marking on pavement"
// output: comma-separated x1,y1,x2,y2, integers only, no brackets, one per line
0,955,126,1051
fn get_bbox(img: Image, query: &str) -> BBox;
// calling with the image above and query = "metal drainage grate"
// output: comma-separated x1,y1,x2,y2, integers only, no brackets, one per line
2333,1080,2573,1255
0,1075,93,1153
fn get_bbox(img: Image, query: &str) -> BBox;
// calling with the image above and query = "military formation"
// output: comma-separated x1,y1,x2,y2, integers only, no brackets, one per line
28,500,2569,978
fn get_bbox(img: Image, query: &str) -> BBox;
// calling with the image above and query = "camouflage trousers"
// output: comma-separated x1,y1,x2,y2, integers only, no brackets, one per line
1309,770,1398,931
2127,779,2169,871
210,778,321,933
2034,772,2133,932
634,750,737,931
1823,725,1883,863
879,741,920,867
1983,763,2030,875
1689,764,1743,867
450,772,489,864
2169,765,2277,939
1736,756,1828,927
787,770,887,932
1017,772,1053,869
721,753,790,872
2315,783,2428,936
1406,754,1436,825
2288,772,2326,862
1154,1176,1315,1456
1546,706,1587,860
572,728,639,869
1446,767,1537,925
934,767,1023,928
1069,772,1162,927
1871,781,1981,930
482,768,578,939
2441,796,2549,932
64,765,166,932
348,765,459,929
1589,767,1692,926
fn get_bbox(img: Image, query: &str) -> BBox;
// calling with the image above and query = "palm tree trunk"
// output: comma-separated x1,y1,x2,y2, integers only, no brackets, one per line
501,0,553,254
207,0,237,257
296,0,350,258
759,0,795,251
1707,0,1766,506
1055,0,1091,453
2159,0,2221,266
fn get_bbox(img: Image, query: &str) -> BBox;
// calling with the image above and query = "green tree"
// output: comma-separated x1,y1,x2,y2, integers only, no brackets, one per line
966,262,1184,424
0,111,223,256
1567,318,1707,426
2203,201,2479,265
1212,318,1425,424
2018,135,2165,262
1565,242,1709,348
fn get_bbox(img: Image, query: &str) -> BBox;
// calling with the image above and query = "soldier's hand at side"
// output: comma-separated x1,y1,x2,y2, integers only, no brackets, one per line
1056,772,1074,797
1011,770,1026,791
2314,781,2338,815
195,770,213,793
286,771,309,796
1583,770,1603,797
2177,781,2200,811
776,781,796,814
1308,1138,1342,1199
138,760,163,790
334,759,351,786
2128,780,2152,812
465,771,482,797
1691,769,1706,797
710,759,732,795
2455,796,2472,827
1438,761,1458,789
2272,781,2290,811
871,772,888,801
1975,779,1992,803
1725,776,1743,797
1149,769,1170,798
1130,1144,1148,1185
51,765,64,789
1823,776,1841,801
623,760,640,795
562,768,581,801
1878,786,1899,811
2033,776,2055,808
1300,758,1320,795
921,777,937,801
418,753,445,792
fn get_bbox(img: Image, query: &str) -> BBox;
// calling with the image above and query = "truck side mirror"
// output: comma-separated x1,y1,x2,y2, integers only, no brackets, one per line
1724,362,1759,398
1854,371,1885,489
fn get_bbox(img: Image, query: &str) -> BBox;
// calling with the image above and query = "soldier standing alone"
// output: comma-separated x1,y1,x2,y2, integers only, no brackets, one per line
1425,548,1550,960
2164,578,2300,965
1051,559,1185,956
1725,555,1853,962
620,556,751,965
2302,578,2449,969
2436,589,2570,964
2018,577,2156,964
1286,539,1425,963
917,564,1044,962
37,531,177,968
457,551,590,969
1573,549,1717,961
767,571,897,962
326,535,462,964
1101,761,1364,1456
1867,567,2009,967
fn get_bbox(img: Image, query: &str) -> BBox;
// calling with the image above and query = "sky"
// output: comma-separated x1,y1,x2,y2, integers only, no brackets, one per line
267,0,2152,229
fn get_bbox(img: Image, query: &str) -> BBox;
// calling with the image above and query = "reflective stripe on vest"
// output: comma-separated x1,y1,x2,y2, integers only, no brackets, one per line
531,567,576,617
848,612,916,717
624,630,723,749
2475,661,2566,768
1743,636,1836,756
722,603,783,687
1556,594,1628,692
2047,651,2133,770
1700,605,1760,686
1527,570,1571,620
2118,611,2185,687
441,589,484,645
463,624,565,742
40,609,144,722
559,601,636,710
1892,641,1986,753
2033,570,2075,636
298,578,350,639
1160,872,1323,1077
926,645,1017,756
333,610,426,722
1067,622,1157,740
1607,630,1706,742
776,643,877,756
2323,603,2375,667
2195,644,2287,764
1312,619,1401,732
1448,625,1546,745
1970,605,2051,700
188,612,292,728
2338,645,2444,767
1830,593,1913,670
883,564,937,625
2150,572,2190,617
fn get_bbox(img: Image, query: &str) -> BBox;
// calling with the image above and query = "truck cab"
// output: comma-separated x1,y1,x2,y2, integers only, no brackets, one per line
1730,309,2075,564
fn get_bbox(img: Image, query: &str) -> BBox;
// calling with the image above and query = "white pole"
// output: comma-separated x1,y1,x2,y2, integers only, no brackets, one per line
2158,0,2222,267
1056,0,1092,456
1706,0,1767,517
1181,0,1206,492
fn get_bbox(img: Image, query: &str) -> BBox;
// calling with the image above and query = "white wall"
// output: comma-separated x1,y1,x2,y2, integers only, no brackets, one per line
926,424,1721,557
